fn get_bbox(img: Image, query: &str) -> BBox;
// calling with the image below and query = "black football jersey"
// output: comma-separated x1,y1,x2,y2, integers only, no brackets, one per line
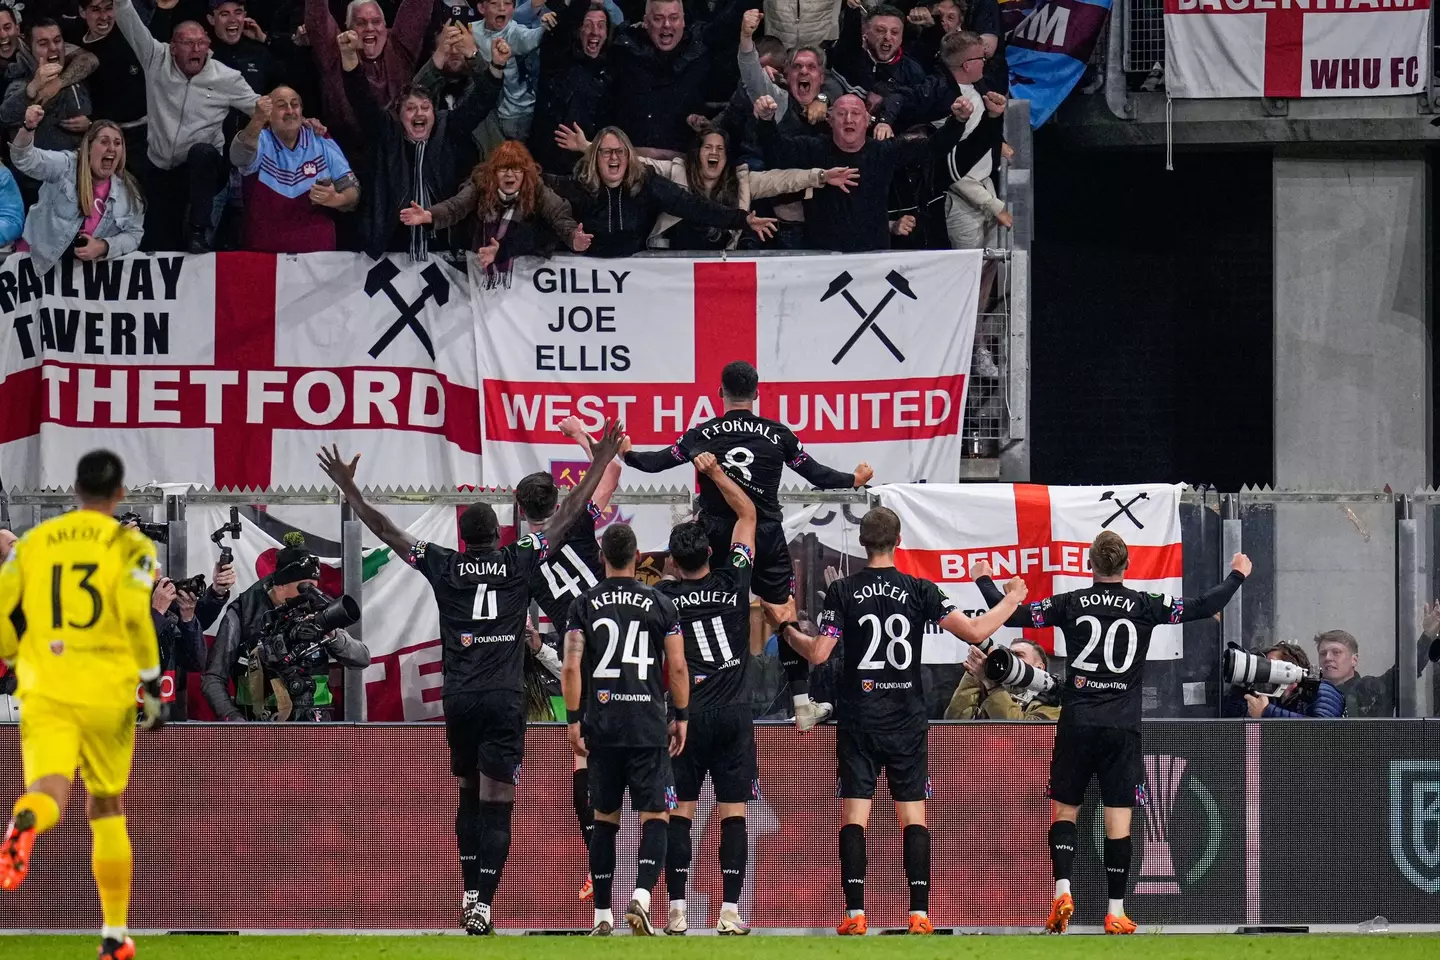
528,501,604,631
568,576,682,748
1027,583,1182,732
657,543,754,714
624,410,853,523
406,532,548,698
820,566,957,734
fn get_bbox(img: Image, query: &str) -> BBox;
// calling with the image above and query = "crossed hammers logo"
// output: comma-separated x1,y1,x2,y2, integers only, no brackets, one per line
364,259,450,362
1099,490,1149,529
821,270,916,365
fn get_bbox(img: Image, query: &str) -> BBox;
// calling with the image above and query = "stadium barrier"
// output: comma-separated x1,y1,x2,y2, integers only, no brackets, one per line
1,720,1437,932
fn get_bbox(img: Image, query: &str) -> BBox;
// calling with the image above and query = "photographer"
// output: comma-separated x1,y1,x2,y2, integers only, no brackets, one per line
202,535,369,722
1223,641,1345,719
945,638,1059,721
149,575,208,721
119,516,235,630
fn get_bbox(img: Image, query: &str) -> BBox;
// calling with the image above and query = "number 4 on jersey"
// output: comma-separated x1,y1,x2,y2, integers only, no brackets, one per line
541,544,599,600
593,617,653,680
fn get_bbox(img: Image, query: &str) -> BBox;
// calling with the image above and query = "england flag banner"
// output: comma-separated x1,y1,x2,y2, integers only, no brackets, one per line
0,253,482,490
1164,0,1431,98
474,252,982,543
878,482,1186,662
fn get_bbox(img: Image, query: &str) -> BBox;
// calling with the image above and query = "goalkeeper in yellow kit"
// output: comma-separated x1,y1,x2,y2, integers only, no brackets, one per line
0,450,164,960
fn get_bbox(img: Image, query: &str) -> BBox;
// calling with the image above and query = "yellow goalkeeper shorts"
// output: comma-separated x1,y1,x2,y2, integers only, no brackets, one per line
19,694,136,797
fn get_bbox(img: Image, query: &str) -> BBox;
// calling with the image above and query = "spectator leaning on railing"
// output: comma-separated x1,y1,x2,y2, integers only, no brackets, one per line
547,124,776,256
343,28,506,259
113,0,258,252
230,86,359,253
10,105,145,272
403,138,589,283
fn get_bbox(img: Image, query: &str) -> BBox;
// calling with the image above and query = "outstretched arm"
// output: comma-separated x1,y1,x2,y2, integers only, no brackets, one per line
693,452,755,555
316,444,413,556
623,433,693,473
779,620,838,666
559,416,623,513
541,419,626,548
780,428,871,489
1168,555,1249,623
939,573,1026,644
974,564,1041,629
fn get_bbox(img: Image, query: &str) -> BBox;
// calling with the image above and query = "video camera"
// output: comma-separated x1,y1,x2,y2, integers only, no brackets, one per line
251,584,360,715
1223,642,1316,698
212,507,242,566
117,512,168,543
985,645,1057,695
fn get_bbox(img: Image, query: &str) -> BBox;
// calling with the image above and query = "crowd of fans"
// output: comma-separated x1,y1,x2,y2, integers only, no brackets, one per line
0,0,1014,263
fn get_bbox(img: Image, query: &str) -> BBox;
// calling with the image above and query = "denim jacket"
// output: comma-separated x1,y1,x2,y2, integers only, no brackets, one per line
10,139,145,275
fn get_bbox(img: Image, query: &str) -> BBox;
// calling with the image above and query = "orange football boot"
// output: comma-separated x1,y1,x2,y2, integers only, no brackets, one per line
1046,893,1074,934
578,874,593,902
907,912,934,935
98,937,136,960
0,810,37,891
836,912,867,936
1105,913,1137,935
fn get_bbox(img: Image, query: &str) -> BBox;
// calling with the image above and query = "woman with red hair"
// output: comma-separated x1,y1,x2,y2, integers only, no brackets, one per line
401,139,589,282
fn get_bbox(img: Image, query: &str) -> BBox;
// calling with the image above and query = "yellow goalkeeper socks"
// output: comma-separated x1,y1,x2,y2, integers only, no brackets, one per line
89,815,132,937
13,792,61,835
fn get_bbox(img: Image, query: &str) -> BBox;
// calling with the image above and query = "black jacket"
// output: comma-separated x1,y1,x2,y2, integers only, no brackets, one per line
203,578,369,721
607,0,756,152
756,120,929,251
152,603,206,722
829,3,927,98
549,169,749,258
529,0,613,174
344,59,502,258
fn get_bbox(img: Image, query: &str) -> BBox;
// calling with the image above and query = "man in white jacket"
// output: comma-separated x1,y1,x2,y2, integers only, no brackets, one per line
114,0,258,252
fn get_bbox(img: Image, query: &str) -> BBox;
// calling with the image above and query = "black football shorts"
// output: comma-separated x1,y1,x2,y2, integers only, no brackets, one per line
673,705,757,805
1047,723,1147,808
836,723,931,803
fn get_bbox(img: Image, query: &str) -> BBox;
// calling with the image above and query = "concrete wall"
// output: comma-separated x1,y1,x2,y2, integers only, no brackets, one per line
1273,153,1430,491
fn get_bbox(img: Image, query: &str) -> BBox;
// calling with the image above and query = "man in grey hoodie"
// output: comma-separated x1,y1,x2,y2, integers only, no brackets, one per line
114,0,258,251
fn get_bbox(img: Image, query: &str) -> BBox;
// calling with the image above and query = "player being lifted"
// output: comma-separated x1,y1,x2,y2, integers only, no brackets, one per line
658,452,763,936
780,507,1028,934
0,450,165,960
515,416,622,905
971,531,1249,934
624,360,872,731
316,421,624,936
563,524,688,937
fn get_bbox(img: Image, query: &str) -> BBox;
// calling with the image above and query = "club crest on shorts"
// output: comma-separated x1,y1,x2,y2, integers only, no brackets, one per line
597,689,611,704
861,678,875,692
460,632,475,647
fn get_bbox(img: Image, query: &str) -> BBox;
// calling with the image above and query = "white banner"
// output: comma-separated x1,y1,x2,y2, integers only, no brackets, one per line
0,253,481,490
878,483,1186,661
1165,0,1431,98
474,252,981,547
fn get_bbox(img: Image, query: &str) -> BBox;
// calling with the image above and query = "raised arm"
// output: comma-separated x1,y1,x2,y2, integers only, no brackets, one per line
315,443,414,556
974,564,1040,629
1168,555,1249,622
114,0,170,70
938,576,1026,644
693,452,755,555
559,415,622,513
664,615,688,756
623,431,693,473
542,419,626,547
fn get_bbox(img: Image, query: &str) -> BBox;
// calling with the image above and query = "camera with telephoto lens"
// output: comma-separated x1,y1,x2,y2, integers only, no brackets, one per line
171,573,207,597
1223,642,1316,697
117,512,168,543
253,583,361,709
985,645,1057,695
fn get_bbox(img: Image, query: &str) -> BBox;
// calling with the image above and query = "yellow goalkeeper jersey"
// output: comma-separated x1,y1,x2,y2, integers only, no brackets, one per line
0,510,160,709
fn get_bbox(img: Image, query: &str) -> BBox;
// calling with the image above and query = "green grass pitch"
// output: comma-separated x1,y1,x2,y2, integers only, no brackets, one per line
3,935,1439,960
